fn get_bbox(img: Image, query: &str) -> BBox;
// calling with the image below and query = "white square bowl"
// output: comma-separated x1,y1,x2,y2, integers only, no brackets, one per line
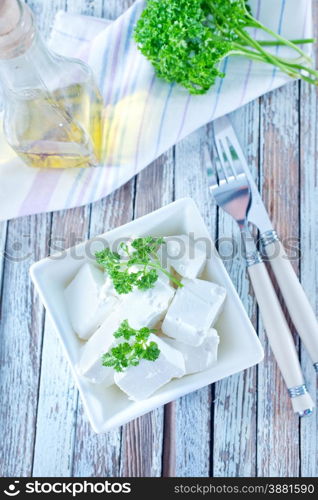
30,198,263,433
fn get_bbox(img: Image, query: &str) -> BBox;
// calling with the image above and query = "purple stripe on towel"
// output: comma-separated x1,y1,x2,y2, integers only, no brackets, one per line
18,169,63,216
101,18,124,103
154,83,175,158
175,94,192,144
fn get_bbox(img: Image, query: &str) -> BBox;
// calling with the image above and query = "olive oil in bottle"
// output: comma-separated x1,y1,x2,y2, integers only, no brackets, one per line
11,83,104,169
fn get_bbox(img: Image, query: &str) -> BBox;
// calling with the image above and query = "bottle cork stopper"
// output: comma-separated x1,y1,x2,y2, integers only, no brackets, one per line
0,0,21,36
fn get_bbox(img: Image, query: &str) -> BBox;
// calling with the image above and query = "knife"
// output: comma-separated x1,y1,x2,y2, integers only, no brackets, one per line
213,115,318,373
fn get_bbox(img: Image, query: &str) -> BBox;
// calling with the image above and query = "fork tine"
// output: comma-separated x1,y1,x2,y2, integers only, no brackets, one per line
211,142,227,185
220,136,234,168
224,134,245,177
214,117,246,178
214,137,236,183
203,145,218,191
220,135,242,180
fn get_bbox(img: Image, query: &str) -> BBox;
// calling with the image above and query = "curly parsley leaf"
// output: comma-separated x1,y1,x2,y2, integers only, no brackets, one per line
101,320,160,372
95,236,182,294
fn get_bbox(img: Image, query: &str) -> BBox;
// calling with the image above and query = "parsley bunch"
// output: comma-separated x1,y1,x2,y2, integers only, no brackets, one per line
102,320,160,372
95,236,182,294
134,0,318,95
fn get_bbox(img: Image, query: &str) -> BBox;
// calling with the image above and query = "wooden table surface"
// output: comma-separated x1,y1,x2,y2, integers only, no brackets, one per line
1,0,318,478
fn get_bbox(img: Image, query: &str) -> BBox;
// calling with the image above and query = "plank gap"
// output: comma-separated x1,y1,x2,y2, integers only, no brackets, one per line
30,213,54,476
255,95,262,478
161,403,176,477
0,222,9,314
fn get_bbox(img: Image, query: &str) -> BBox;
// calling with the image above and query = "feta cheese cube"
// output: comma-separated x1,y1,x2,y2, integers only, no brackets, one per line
163,328,219,374
65,262,120,340
162,278,226,346
78,277,175,384
161,235,207,279
122,277,175,329
114,334,185,401
99,275,121,301
77,312,121,385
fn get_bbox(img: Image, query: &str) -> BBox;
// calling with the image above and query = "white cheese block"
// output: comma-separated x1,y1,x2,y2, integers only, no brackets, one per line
65,262,120,340
163,328,219,374
77,312,121,385
99,274,121,301
114,334,185,401
162,235,207,279
162,278,226,346
78,277,176,384
122,276,175,329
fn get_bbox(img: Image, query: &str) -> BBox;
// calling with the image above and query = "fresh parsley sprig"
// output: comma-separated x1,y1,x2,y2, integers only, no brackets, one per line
102,320,161,372
134,0,318,95
95,236,182,294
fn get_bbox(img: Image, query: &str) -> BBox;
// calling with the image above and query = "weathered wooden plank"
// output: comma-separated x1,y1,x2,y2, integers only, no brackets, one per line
26,0,67,36
0,214,51,476
257,82,300,477
71,183,135,477
32,206,91,477
66,0,104,16
164,126,215,477
213,103,259,477
0,222,8,299
119,151,174,477
299,0,318,477
65,0,135,20
100,0,135,20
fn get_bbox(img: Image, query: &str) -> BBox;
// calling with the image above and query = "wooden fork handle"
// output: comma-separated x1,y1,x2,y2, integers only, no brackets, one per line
248,261,314,416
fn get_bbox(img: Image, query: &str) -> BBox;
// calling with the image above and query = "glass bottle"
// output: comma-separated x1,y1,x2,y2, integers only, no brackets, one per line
0,0,104,169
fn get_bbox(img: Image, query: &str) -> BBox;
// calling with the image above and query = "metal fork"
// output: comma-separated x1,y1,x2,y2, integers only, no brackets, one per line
208,135,314,417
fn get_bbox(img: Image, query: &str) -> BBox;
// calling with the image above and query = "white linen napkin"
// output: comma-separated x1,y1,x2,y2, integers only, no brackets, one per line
0,0,312,221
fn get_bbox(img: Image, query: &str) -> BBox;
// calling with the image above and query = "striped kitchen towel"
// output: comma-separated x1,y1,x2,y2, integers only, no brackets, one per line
0,0,312,221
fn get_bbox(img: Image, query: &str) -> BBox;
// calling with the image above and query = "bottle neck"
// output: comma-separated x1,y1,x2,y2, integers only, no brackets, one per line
0,32,58,93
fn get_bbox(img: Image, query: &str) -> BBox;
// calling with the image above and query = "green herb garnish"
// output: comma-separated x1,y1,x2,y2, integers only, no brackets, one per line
102,320,161,372
134,0,318,95
95,236,182,294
